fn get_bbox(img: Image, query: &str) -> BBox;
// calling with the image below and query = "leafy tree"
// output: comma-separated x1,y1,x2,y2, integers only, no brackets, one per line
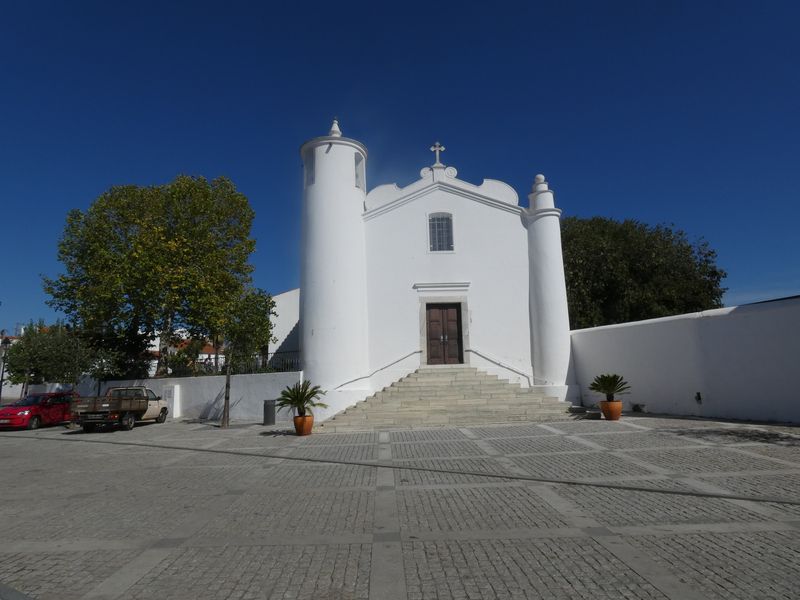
212,287,277,427
561,217,726,329
44,175,255,376
224,288,277,374
5,321,93,389
165,338,206,377
81,324,152,380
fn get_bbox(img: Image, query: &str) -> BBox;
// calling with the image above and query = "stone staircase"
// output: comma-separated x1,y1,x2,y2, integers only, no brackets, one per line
316,366,571,432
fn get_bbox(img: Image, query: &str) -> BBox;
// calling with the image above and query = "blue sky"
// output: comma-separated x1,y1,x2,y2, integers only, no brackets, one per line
1,1,798,333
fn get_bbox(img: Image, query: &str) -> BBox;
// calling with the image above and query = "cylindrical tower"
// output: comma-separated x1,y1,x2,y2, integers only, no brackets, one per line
299,120,369,389
525,174,571,386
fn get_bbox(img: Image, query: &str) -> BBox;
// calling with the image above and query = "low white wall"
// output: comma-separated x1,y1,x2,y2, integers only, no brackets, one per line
62,372,302,423
0,382,25,404
571,297,800,423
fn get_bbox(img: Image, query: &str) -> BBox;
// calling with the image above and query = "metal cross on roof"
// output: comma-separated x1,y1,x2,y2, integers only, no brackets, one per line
430,141,445,166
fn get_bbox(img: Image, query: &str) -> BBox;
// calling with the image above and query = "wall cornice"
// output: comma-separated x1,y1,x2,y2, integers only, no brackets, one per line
299,135,368,157
412,282,471,292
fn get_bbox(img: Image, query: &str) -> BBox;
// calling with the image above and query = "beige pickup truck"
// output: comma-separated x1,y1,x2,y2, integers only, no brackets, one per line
72,387,168,433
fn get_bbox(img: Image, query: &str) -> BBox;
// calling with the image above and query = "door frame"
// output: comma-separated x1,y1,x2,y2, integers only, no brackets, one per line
419,296,470,367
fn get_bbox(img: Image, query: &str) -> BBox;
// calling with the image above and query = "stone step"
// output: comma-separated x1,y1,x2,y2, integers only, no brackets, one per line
378,384,543,393
319,365,568,432
343,400,563,414
386,385,509,395
401,371,497,379
363,394,558,406
393,373,503,382
369,394,545,404
351,397,560,408
395,398,550,408
330,405,569,423
317,412,574,433
336,409,568,421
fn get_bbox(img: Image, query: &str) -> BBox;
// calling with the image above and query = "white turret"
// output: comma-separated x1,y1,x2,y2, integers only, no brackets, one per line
299,120,369,389
525,174,572,386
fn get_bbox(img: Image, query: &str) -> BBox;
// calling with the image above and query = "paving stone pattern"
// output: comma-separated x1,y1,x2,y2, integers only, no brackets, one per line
393,458,515,486
391,440,486,459
397,486,568,532
0,551,134,600
403,538,669,600
625,531,800,600
0,415,798,599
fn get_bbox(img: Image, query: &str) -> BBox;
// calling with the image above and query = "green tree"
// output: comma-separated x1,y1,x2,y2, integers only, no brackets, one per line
5,321,93,390
212,287,277,428
561,217,726,329
163,338,207,377
224,288,277,374
44,175,255,376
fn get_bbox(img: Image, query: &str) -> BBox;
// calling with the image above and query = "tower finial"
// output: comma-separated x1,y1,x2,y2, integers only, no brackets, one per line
329,118,342,137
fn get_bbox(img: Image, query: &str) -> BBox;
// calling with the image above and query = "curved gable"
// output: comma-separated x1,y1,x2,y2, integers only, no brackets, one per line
364,165,520,221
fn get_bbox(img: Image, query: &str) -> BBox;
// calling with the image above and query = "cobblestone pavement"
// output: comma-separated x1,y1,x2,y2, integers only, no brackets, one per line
0,415,798,599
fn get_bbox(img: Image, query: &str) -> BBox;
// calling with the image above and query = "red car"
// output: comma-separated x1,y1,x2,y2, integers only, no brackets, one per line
0,391,78,430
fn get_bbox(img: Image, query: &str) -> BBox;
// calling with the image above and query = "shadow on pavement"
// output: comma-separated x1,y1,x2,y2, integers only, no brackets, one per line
669,427,800,445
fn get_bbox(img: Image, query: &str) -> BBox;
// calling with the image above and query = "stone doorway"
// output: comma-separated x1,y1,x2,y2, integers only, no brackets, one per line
425,303,463,365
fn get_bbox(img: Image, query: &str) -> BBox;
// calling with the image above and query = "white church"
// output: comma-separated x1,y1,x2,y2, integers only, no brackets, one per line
271,120,576,418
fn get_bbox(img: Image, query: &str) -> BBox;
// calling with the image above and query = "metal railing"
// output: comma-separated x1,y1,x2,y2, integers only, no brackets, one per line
333,350,422,390
464,348,532,386
156,351,301,377
265,351,301,373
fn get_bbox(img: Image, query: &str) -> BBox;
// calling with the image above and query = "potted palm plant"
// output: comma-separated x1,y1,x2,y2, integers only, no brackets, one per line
588,374,630,421
276,380,328,436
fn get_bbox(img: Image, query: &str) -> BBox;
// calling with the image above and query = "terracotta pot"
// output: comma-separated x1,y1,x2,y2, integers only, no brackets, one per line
599,400,623,421
293,414,314,436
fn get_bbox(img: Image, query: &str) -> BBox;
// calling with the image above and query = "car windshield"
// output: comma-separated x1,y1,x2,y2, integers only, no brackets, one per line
12,396,43,406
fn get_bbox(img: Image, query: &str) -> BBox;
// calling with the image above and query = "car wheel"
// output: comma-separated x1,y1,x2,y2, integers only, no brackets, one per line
27,416,41,430
120,413,136,431
82,423,97,433
156,409,167,424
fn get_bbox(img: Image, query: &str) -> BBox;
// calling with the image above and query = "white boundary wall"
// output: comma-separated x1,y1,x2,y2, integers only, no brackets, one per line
6,298,798,424
0,381,24,403
4,372,302,423
571,297,800,423
97,372,302,422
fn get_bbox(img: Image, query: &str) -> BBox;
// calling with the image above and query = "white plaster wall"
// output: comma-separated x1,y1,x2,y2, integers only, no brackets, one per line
0,381,25,404
63,372,302,422
571,297,800,422
300,136,369,391
271,288,300,353
364,178,532,387
526,177,572,387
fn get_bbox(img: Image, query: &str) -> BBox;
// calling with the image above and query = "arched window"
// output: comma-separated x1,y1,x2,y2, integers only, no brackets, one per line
429,213,454,252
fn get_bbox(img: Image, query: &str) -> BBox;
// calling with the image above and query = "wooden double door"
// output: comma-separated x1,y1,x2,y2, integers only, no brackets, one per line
426,303,463,365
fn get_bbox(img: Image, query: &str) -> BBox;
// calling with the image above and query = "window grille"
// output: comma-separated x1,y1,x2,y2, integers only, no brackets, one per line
429,213,454,251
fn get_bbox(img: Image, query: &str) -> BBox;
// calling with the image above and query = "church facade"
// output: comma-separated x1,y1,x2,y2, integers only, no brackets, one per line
275,121,575,417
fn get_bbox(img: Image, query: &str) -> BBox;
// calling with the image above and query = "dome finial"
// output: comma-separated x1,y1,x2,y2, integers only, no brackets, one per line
329,118,342,137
